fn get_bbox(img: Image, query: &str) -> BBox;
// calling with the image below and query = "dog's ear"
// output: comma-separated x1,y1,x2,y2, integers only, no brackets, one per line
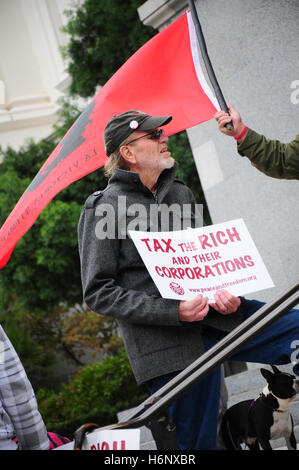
271,365,281,375
260,368,273,382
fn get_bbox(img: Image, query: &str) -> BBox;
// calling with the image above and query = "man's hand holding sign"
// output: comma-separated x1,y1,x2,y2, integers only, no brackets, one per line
178,294,209,322
178,288,241,321
210,290,241,315
178,285,243,322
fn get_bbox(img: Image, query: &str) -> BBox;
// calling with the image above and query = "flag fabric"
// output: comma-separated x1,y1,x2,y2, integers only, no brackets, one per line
0,10,218,269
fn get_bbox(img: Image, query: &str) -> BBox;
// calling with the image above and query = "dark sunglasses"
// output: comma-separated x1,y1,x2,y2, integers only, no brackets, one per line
125,128,165,145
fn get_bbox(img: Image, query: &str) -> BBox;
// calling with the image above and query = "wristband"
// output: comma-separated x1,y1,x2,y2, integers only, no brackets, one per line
234,126,247,141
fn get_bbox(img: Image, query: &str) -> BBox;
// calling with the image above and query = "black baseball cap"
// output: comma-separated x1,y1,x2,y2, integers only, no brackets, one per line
104,110,172,156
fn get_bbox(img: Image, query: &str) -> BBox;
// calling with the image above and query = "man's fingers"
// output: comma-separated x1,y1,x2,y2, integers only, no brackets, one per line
213,290,241,314
219,290,241,310
190,294,208,309
218,115,231,125
214,110,229,121
215,291,235,309
218,116,233,130
194,304,209,321
178,295,209,322
213,296,228,312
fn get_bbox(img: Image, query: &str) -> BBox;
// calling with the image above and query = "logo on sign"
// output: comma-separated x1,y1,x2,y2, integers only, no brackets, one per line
169,282,185,295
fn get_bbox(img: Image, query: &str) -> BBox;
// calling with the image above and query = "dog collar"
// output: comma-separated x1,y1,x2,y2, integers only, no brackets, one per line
259,393,283,412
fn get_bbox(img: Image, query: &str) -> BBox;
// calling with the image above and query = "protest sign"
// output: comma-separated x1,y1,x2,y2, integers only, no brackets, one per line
55,429,140,450
129,219,274,302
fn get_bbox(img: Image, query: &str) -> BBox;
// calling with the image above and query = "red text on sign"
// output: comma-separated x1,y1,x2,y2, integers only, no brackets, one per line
90,440,126,450
140,238,176,253
198,227,241,250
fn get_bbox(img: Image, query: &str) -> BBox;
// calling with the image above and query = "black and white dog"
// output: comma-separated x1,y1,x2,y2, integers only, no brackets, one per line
221,365,299,450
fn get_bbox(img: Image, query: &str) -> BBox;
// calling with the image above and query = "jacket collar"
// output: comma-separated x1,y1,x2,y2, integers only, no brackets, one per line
108,162,178,202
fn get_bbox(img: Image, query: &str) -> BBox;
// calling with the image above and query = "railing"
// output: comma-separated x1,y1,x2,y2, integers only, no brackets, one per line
74,282,299,449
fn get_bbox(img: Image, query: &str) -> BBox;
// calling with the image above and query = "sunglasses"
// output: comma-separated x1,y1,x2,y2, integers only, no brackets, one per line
125,128,165,145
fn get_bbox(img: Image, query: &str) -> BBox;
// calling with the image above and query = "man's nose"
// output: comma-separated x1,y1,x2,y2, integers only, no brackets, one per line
159,129,168,143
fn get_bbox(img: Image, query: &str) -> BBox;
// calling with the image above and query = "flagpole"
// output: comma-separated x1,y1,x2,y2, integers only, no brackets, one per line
187,0,233,130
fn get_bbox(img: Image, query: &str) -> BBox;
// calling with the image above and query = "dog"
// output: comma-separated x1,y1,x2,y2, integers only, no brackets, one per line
220,365,299,450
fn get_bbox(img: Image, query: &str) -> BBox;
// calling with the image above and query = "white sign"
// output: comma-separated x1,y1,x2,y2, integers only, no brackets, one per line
55,428,140,450
129,218,274,302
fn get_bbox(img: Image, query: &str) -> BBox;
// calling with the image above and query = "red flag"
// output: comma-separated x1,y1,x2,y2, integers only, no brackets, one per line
0,10,218,268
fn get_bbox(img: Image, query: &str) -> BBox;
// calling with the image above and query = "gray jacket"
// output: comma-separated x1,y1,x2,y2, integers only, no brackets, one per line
78,164,243,384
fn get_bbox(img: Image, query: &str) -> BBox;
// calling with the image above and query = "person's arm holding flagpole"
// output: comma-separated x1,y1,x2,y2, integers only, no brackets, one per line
215,104,299,180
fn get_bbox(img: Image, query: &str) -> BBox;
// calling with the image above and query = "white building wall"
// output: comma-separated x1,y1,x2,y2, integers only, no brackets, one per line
0,0,74,151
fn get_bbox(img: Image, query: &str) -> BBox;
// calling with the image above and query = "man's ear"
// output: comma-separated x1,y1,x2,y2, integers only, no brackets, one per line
119,144,136,165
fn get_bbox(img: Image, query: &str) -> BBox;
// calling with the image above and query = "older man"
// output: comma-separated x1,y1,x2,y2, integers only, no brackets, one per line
78,111,298,450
